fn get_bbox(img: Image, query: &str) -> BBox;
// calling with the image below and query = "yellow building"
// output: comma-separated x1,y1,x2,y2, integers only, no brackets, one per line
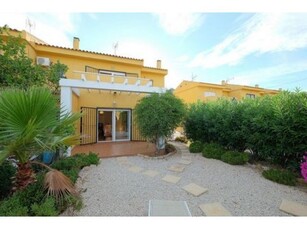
3,28,168,146
174,80,280,104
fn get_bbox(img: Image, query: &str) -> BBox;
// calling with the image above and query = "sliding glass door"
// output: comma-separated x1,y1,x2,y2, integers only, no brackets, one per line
97,109,131,142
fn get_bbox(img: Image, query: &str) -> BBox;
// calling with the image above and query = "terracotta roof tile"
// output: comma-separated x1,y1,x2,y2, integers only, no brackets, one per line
35,42,144,61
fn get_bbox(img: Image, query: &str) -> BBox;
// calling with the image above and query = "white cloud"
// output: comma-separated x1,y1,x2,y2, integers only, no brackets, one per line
155,13,204,36
225,60,307,89
0,13,77,47
189,13,307,69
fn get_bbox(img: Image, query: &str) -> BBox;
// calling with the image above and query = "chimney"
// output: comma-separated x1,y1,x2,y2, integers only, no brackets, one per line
73,37,80,50
156,60,161,69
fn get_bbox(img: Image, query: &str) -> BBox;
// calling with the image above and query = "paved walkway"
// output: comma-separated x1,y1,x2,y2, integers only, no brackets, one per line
71,141,307,216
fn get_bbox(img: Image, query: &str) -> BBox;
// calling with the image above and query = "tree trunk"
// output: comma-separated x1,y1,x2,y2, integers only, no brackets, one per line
12,161,36,192
155,136,166,155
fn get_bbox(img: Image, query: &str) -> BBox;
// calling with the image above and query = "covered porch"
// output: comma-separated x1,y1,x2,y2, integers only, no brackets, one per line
60,71,166,156
71,141,156,158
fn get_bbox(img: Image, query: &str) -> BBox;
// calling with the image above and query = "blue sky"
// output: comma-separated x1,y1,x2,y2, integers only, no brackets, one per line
1,3,307,91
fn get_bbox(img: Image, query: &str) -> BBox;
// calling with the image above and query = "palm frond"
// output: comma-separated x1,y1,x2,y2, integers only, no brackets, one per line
44,169,78,201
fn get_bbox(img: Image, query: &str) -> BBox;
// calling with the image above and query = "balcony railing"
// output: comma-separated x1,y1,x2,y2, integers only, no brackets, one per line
72,71,153,87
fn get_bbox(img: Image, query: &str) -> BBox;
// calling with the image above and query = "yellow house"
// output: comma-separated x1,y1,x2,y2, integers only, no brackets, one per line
3,28,168,147
174,80,280,104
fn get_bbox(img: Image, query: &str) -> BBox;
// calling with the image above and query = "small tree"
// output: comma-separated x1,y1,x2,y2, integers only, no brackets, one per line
134,92,186,153
0,26,68,94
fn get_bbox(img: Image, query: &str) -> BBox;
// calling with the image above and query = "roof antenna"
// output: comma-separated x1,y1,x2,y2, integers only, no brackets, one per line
25,17,35,34
226,77,234,84
113,41,118,55
191,73,197,81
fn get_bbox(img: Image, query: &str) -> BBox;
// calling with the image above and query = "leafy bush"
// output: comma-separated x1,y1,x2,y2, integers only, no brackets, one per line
51,152,99,171
51,157,79,171
262,169,297,186
61,168,79,184
221,151,249,165
202,143,226,159
13,173,46,210
0,153,98,216
55,194,83,213
0,195,28,216
0,160,16,200
189,141,203,153
31,197,59,216
184,90,307,171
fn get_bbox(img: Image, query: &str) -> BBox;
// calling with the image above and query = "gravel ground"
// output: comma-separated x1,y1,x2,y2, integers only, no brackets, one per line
70,142,307,216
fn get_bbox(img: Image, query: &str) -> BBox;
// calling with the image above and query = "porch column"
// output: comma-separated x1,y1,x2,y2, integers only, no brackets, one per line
60,86,72,156
60,86,72,114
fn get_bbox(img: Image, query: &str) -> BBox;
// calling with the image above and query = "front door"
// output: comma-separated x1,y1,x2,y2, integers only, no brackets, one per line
97,109,131,142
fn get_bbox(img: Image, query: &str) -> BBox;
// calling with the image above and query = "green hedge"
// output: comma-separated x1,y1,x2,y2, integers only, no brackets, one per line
184,90,307,171
202,143,226,159
189,141,203,153
262,169,297,186
221,151,249,165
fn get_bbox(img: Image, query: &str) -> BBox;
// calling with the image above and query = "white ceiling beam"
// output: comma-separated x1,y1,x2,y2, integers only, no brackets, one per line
60,79,166,94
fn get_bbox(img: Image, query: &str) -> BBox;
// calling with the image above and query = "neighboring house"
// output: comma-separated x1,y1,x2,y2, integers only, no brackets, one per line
174,80,280,104
4,28,167,146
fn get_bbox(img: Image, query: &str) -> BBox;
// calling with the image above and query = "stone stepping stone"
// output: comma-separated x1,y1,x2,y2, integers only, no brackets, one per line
279,199,307,216
162,175,181,184
168,164,185,173
178,159,192,165
199,202,232,216
182,183,208,196
128,166,144,173
148,200,191,216
142,170,160,177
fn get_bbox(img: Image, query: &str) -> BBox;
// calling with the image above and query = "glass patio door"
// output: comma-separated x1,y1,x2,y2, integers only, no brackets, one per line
97,109,130,142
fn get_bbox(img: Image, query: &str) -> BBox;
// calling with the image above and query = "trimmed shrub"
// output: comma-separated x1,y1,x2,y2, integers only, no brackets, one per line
221,151,249,165
0,160,16,200
61,168,79,184
262,169,297,186
202,143,226,159
189,141,203,153
55,194,83,213
0,195,28,216
31,197,59,216
51,152,99,171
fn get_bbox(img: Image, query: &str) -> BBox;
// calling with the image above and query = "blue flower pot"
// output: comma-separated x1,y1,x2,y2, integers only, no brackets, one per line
42,151,54,164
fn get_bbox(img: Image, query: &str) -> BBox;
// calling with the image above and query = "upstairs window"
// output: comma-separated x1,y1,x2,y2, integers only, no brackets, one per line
246,93,256,99
204,91,216,97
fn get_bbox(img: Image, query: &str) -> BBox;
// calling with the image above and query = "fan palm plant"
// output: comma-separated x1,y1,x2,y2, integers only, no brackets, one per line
0,87,81,195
